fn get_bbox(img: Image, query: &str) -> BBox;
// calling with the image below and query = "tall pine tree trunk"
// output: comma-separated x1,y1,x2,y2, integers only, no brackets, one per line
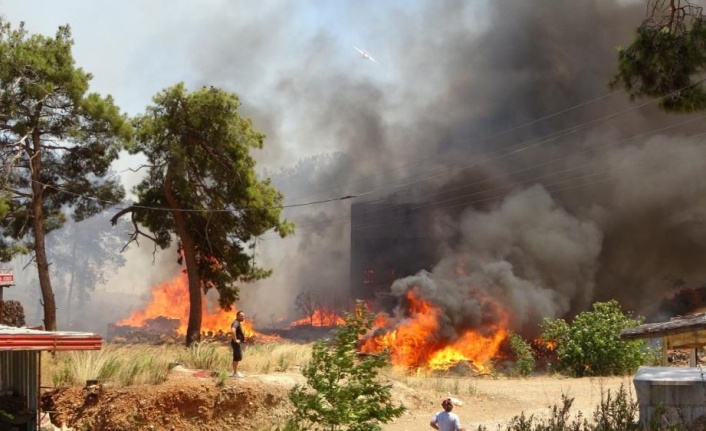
30,129,56,331
164,168,202,346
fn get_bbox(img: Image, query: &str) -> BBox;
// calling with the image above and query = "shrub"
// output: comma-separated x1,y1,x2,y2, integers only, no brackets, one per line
475,385,641,431
508,332,536,377
539,300,648,377
281,301,405,431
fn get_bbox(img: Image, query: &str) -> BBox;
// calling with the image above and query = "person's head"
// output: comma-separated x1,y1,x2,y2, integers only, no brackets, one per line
441,398,453,412
236,310,245,321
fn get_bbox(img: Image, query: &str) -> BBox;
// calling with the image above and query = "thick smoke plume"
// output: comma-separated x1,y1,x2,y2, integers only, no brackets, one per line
10,0,706,337
223,0,706,332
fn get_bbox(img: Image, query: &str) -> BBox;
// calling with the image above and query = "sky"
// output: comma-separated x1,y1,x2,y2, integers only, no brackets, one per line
5,0,706,338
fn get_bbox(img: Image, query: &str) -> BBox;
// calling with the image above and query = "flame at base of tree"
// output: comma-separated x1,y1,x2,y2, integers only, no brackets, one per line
116,273,273,340
360,290,510,371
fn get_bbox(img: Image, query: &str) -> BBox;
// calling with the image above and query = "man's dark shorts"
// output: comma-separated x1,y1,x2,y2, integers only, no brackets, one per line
230,339,243,361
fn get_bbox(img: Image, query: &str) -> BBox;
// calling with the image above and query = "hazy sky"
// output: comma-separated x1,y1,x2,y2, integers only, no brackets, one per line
0,0,412,175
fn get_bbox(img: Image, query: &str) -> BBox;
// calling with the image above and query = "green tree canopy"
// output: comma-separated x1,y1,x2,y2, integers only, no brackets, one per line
0,21,131,330
613,1,706,112
112,83,292,345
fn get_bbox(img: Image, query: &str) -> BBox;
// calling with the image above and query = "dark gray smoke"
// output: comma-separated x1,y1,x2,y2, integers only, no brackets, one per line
10,0,705,336
177,0,706,334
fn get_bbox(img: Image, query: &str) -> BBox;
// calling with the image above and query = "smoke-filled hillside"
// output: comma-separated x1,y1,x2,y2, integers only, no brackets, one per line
5,0,706,337
229,0,706,334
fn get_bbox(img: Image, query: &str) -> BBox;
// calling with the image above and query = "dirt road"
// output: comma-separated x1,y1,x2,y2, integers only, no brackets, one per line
383,375,635,430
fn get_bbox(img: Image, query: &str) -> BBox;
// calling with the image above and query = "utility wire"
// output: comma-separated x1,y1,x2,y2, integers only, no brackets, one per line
282,89,626,203
8,81,705,222
259,119,706,238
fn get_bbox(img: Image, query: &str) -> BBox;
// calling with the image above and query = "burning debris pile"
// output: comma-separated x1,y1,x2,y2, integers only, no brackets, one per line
108,316,180,344
105,272,361,344
360,285,510,373
107,274,285,344
288,307,345,328
530,338,557,364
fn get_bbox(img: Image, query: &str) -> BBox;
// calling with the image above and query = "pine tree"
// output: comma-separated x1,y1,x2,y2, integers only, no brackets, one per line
283,301,405,431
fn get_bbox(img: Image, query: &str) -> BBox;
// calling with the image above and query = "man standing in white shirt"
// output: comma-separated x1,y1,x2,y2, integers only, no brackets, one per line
430,398,464,431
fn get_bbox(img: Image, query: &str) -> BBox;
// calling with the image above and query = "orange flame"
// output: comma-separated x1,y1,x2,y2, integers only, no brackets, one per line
360,290,509,371
288,307,345,327
116,273,269,339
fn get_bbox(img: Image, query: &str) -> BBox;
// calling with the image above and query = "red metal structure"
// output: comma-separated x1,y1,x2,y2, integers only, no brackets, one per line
0,325,102,431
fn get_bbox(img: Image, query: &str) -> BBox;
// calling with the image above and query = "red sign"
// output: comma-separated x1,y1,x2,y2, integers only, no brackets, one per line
0,270,13,287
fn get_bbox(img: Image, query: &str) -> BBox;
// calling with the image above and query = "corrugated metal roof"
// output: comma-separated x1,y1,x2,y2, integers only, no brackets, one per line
0,324,102,351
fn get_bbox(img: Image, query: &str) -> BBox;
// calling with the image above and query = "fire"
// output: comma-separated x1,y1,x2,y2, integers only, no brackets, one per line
530,338,557,361
360,290,510,371
288,307,345,327
116,273,268,339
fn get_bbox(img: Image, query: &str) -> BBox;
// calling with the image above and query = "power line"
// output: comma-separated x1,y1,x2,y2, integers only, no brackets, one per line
7,80,706,227
26,180,358,213
282,89,627,203
19,93,644,216
259,117,706,238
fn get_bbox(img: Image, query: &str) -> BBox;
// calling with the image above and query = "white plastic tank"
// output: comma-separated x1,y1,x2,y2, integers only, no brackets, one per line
634,366,706,426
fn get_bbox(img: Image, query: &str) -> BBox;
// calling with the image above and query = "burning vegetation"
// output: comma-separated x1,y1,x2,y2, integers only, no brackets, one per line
359,290,510,372
108,274,279,343
110,273,535,375
288,307,345,328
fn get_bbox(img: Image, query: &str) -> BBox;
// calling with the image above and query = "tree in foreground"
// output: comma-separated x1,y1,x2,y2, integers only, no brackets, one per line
282,301,405,431
612,0,706,112
111,83,292,346
539,300,649,377
0,21,130,330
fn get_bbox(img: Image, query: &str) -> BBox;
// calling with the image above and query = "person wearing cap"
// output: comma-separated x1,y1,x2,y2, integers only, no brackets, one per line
230,310,246,378
430,398,464,431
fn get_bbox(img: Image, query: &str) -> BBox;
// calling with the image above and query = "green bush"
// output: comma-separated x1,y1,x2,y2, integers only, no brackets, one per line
539,300,648,377
508,332,536,377
281,301,405,431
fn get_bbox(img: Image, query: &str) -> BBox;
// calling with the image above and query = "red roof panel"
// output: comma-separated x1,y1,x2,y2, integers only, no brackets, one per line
0,325,102,351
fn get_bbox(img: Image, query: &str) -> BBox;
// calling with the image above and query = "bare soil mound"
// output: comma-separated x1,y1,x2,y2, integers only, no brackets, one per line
41,368,301,431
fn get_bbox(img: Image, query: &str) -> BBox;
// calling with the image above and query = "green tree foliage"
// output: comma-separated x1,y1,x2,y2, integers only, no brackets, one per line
539,300,648,377
508,332,536,377
282,302,405,431
0,21,131,330
112,83,292,345
612,1,706,112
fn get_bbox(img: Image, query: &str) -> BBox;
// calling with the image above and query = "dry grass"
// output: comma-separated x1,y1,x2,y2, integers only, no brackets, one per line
41,341,314,388
41,340,476,396
384,366,478,397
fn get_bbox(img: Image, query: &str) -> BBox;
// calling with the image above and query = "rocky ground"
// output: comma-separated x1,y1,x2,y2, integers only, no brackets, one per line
39,366,634,431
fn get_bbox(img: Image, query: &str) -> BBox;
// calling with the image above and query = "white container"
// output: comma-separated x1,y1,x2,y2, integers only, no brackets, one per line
633,366,706,426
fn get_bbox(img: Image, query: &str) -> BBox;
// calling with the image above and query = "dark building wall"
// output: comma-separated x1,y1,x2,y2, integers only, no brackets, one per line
350,202,439,302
